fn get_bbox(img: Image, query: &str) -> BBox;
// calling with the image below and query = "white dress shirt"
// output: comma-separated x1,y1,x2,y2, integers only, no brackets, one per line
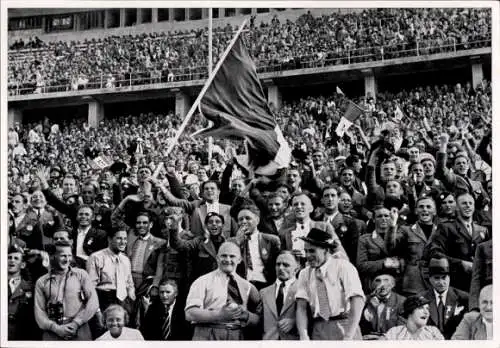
247,232,266,283
274,278,295,300
273,217,284,231
206,201,219,214
14,213,26,228
76,225,92,260
434,289,448,307
324,211,339,224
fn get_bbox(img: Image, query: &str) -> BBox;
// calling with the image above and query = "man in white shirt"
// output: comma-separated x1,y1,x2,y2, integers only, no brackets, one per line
229,204,281,291
260,251,300,340
72,206,108,269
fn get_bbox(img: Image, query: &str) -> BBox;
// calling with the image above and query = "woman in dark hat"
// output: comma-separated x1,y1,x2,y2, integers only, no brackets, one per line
383,295,444,340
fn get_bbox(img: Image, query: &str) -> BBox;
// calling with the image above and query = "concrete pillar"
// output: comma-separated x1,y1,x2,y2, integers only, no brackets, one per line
152,8,158,23
363,69,377,100
218,8,225,17
137,9,142,24
251,8,257,15
202,8,209,19
88,100,104,128
119,8,126,27
169,8,174,22
267,84,282,111
175,91,191,118
8,107,23,127
471,58,484,90
104,9,109,28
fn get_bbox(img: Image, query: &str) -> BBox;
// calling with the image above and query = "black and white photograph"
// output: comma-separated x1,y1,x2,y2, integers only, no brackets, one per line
1,1,497,345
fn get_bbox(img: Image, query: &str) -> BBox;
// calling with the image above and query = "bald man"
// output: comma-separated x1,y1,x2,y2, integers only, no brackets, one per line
185,242,261,340
452,285,492,340
260,251,300,340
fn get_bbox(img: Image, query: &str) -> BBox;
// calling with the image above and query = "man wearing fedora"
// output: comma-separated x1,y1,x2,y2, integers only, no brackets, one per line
295,227,365,340
418,257,468,339
359,269,406,339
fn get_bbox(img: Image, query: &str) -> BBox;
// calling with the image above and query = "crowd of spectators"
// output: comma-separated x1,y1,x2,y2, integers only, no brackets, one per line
7,78,492,341
8,8,491,95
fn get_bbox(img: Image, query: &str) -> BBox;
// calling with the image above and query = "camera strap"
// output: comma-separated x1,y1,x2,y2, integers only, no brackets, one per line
49,269,71,303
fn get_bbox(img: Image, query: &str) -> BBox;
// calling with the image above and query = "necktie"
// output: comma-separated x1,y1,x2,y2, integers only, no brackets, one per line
162,305,171,340
115,256,127,301
315,268,332,320
227,274,243,305
437,295,445,332
244,237,253,271
276,281,285,314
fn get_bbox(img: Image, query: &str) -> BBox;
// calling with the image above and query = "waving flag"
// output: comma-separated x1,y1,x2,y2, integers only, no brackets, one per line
192,35,291,176
394,105,405,122
335,100,365,137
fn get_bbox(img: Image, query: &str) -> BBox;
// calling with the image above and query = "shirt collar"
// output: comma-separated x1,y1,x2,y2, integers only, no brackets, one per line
296,218,310,228
138,233,151,241
275,277,294,288
315,255,332,277
434,289,448,303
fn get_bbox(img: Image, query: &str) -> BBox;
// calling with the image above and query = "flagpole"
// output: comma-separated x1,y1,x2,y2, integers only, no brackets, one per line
165,18,248,156
207,8,214,163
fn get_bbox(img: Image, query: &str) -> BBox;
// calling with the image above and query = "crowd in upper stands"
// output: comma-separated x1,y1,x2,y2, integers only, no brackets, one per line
8,8,491,95
7,75,492,340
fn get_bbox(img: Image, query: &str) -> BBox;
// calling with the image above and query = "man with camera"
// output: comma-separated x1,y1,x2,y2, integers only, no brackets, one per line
34,240,99,340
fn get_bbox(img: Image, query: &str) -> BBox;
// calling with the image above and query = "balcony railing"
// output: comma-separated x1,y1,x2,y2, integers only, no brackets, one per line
8,35,491,96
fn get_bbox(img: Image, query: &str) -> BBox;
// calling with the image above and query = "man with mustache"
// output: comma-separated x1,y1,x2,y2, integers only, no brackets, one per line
185,241,261,340
359,270,405,339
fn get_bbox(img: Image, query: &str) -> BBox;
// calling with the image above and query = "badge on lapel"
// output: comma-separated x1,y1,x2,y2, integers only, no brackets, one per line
364,308,374,321
340,225,348,234
26,225,33,231
96,215,102,221
48,220,54,226
261,248,268,257
149,245,154,251
454,306,464,316
445,306,452,320
25,291,32,299
87,238,94,246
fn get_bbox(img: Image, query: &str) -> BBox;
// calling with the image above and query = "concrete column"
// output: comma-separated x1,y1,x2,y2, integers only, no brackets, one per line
185,8,190,20
218,8,225,17
202,8,209,19
104,9,109,28
267,84,282,111
471,58,484,90
363,70,377,100
152,8,158,23
88,100,104,128
119,8,126,27
8,107,23,128
137,9,142,24
251,8,257,15
175,91,191,118
169,8,174,22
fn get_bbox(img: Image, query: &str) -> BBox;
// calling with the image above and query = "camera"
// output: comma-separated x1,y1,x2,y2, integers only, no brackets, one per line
47,302,64,324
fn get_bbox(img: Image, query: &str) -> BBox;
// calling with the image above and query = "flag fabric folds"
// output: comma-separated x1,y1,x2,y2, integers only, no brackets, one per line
336,86,345,96
394,105,405,122
193,35,291,175
335,100,365,137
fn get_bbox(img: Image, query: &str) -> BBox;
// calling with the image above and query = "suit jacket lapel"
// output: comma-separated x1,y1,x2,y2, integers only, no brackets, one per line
265,284,279,318
280,281,297,314
198,204,208,230
428,292,439,325
258,233,268,260
411,224,428,243
371,233,387,254
201,238,218,260
456,221,472,241
10,282,26,300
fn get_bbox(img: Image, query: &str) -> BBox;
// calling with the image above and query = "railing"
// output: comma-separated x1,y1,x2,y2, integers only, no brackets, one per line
8,35,491,96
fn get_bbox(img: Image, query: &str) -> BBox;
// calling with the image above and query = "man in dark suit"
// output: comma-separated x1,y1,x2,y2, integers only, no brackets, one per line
8,245,40,340
357,206,403,293
141,279,190,340
359,270,405,339
229,203,281,290
469,240,492,311
156,178,237,238
71,205,108,269
260,251,299,340
424,193,489,292
419,257,468,339
314,186,365,263
258,192,292,236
